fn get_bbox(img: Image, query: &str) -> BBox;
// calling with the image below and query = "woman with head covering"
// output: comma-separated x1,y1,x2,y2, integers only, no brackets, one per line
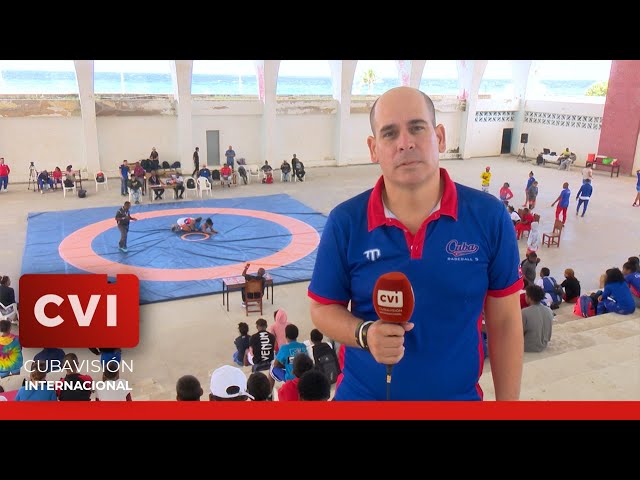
268,309,291,354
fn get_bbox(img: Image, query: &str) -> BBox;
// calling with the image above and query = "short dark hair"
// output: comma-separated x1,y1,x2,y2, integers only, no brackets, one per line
540,267,550,277
623,261,637,273
298,370,331,401
628,256,640,267
256,318,268,329
238,322,249,336
525,285,545,303
310,328,323,343
124,201,131,207
206,218,213,226
285,324,299,341
176,375,203,401
103,367,119,380
0,320,11,334
62,353,79,371
369,89,436,135
247,372,271,401
605,267,625,285
292,353,314,378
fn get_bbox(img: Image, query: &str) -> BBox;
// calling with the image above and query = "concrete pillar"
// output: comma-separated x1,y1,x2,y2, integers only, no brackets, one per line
409,60,426,89
395,61,411,86
458,60,488,159
73,60,100,176
330,60,357,166
255,60,280,165
511,61,532,155
170,60,194,168
598,60,639,175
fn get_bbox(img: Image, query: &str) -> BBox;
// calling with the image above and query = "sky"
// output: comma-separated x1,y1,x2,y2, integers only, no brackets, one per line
0,60,613,81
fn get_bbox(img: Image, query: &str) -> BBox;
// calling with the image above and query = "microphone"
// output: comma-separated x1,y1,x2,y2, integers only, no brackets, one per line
372,272,415,400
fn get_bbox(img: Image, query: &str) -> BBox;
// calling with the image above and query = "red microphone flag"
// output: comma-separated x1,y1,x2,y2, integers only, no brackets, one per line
372,272,415,323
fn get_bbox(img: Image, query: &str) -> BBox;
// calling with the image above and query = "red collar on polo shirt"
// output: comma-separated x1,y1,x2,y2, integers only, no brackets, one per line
367,167,458,232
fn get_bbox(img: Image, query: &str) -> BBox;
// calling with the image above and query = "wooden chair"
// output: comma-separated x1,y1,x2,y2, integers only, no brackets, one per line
542,220,563,248
245,279,264,316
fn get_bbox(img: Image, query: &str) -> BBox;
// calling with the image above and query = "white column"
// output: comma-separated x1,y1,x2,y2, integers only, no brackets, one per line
458,60,488,159
330,60,357,166
395,60,411,86
255,60,280,164
170,60,194,167
74,60,100,176
511,61,532,155
409,60,426,88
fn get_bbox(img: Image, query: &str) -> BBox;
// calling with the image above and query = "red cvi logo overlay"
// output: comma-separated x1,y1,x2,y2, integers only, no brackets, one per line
19,274,139,348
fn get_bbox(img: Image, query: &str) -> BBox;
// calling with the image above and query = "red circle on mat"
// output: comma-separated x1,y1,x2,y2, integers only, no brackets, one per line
180,232,211,241
58,208,320,281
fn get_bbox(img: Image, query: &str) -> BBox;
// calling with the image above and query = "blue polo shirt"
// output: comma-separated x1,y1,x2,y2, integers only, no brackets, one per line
558,188,571,208
308,168,523,400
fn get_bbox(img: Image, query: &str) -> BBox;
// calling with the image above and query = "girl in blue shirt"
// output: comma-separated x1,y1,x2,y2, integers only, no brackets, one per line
596,268,636,315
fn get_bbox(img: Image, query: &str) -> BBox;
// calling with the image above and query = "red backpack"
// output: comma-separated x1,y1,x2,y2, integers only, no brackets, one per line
573,295,596,318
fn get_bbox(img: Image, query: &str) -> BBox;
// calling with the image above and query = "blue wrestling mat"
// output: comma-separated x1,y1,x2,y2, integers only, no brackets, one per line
21,194,327,304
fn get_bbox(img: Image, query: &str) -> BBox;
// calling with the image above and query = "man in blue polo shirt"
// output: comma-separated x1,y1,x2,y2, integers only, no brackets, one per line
551,182,571,224
308,87,524,401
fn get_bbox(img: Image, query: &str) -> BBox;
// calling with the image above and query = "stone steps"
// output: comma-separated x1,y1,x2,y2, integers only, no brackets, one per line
480,311,640,400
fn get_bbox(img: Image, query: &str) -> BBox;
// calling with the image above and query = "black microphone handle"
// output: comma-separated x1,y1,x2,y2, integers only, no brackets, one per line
386,364,393,401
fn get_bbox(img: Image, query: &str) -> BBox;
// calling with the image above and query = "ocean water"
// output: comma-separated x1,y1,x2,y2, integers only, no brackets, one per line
0,70,601,97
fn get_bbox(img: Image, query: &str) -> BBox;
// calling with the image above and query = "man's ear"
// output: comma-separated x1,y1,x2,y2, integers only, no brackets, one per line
367,136,378,164
436,124,446,153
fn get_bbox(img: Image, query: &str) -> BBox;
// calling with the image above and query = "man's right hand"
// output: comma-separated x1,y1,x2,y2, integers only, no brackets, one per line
366,321,414,365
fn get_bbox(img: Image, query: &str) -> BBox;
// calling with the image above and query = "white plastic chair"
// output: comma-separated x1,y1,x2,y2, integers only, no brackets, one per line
197,177,212,197
293,168,307,182
0,302,18,323
247,165,260,183
95,172,108,192
184,178,198,198
63,176,76,198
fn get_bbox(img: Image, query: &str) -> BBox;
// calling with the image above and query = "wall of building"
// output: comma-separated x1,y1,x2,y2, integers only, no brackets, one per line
274,113,336,166
0,93,610,182
522,99,604,166
598,60,640,175
191,114,263,167
0,116,83,182
96,116,178,174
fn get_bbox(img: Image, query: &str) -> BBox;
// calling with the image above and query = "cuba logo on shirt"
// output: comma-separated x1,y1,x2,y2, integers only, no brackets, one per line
445,239,479,261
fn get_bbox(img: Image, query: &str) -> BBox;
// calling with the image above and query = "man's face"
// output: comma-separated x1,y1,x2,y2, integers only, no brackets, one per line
367,88,445,189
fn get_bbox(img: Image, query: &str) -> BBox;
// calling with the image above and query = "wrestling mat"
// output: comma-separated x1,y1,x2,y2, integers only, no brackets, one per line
21,194,327,304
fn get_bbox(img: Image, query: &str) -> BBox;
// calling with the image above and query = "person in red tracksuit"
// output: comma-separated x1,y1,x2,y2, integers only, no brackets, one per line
0,157,10,192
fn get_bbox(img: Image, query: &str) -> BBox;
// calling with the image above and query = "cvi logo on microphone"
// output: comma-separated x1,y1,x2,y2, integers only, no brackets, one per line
377,290,403,308
19,274,139,348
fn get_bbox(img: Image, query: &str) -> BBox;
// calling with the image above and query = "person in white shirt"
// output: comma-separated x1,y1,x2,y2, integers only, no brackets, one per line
508,206,520,226
95,367,132,401
582,164,593,184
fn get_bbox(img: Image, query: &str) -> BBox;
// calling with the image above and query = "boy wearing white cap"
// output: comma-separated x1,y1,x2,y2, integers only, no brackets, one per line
209,365,253,401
